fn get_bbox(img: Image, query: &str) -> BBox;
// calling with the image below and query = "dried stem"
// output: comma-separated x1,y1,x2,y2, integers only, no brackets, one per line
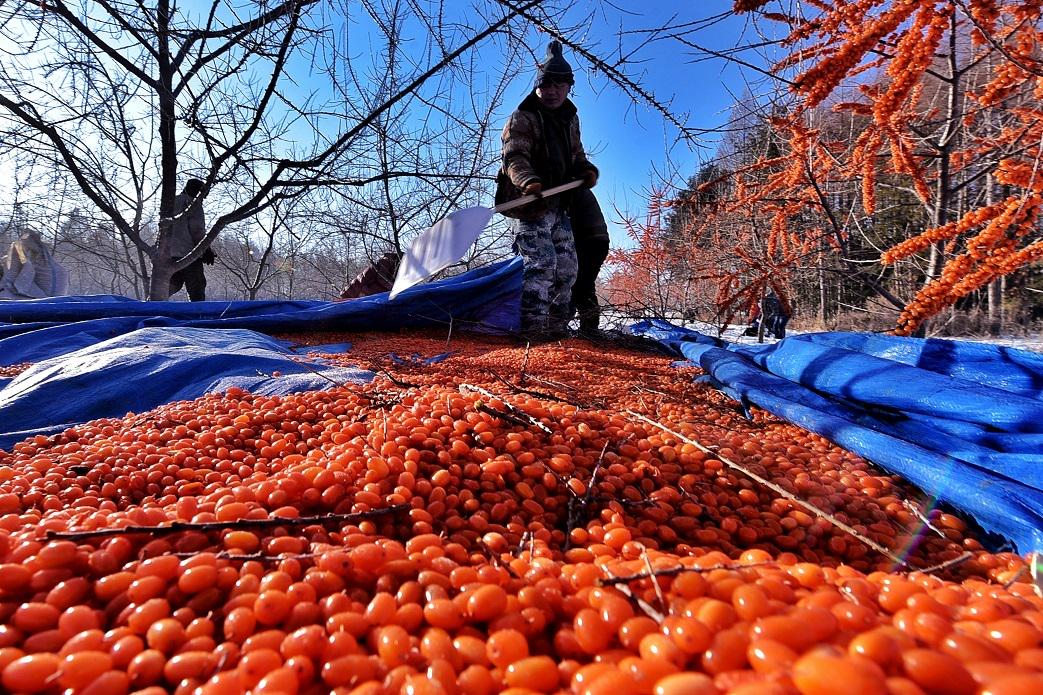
903,500,947,539
599,561,778,585
524,373,577,393
460,383,552,434
584,441,610,504
484,368,575,405
539,461,577,498
286,357,361,390
633,383,674,399
46,505,408,540
601,566,665,621
476,403,534,430
1004,565,1028,590
171,551,319,562
915,551,973,576
626,410,910,568
519,342,531,384
641,547,668,615
377,368,420,389
1030,551,1043,599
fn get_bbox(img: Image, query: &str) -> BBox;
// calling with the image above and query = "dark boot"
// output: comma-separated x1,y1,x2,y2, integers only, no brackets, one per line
577,300,601,338
578,321,600,340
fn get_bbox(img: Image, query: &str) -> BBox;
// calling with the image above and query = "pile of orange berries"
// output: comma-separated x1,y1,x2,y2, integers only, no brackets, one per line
0,331,1039,694
0,363,29,379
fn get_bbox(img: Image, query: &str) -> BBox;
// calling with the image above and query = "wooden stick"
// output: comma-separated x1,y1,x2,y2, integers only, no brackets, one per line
493,179,585,214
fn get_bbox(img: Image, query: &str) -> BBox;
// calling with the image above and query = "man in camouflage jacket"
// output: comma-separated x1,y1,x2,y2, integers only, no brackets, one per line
496,40,598,339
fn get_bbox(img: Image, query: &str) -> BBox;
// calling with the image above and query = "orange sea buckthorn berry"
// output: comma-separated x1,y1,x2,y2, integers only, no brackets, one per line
652,672,718,695
793,652,886,695
486,629,528,668
504,655,559,692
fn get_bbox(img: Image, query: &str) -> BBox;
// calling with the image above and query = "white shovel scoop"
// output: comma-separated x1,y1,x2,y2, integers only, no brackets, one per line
389,179,585,299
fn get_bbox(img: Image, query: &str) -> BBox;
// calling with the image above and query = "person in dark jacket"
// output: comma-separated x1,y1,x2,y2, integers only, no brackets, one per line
168,178,214,302
761,291,793,339
340,251,403,299
744,300,761,337
496,40,598,339
569,188,609,337
770,295,793,338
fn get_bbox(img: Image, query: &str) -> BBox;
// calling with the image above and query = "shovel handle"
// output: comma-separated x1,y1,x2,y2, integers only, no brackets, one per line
493,179,585,214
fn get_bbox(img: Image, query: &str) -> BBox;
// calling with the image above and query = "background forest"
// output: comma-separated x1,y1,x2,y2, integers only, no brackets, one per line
606,1,1043,338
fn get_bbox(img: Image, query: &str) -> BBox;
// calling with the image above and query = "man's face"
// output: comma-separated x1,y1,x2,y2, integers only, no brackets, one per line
536,80,571,109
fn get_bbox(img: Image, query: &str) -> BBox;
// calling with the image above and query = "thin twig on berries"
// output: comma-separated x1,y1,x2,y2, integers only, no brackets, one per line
45,505,408,540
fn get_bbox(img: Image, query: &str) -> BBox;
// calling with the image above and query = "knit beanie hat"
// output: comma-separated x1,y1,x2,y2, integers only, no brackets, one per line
536,40,575,86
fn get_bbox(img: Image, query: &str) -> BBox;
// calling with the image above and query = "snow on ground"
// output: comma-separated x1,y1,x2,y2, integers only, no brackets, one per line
947,334,1043,354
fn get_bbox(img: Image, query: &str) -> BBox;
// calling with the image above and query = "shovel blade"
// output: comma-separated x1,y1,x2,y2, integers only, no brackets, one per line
389,206,495,299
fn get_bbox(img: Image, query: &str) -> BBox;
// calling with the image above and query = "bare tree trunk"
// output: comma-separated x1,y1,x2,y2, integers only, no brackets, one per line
983,173,1002,334
987,280,1002,334
148,0,178,301
916,12,962,337
756,291,766,343
149,258,174,301
817,253,826,326
924,134,952,283
1001,275,1007,327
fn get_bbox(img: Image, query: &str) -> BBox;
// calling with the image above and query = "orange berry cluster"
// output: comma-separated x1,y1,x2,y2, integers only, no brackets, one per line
661,0,1043,336
0,332,1038,695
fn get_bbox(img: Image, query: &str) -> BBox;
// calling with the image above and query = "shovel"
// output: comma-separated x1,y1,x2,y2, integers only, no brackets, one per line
389,179,585,299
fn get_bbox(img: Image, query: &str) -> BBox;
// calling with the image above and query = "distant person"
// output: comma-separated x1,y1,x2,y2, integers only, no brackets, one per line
496,40,599,340
761,291,781,338
771,296,793,338
570,188,609,337
0,229,69,299
744,300,761,337
761,290,792,339
340,251,403,299
168,178,214,302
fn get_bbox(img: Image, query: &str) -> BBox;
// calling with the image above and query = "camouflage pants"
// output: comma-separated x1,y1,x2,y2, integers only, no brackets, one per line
513,209,578,333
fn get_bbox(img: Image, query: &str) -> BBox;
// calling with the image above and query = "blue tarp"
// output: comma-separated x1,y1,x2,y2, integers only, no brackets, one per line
0,260,521,450
632,319,1043,552
0,258,522,365
0,328,374,450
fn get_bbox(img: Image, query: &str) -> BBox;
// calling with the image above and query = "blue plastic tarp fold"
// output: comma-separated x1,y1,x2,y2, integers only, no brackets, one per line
632,319,1043,552
0,258,522,365
0,260,523,450
0,327,374,451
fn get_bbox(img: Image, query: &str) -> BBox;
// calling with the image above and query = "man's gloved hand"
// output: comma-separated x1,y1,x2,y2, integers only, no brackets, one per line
582,169,598,188
522,181,543,196
202,248,217,265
